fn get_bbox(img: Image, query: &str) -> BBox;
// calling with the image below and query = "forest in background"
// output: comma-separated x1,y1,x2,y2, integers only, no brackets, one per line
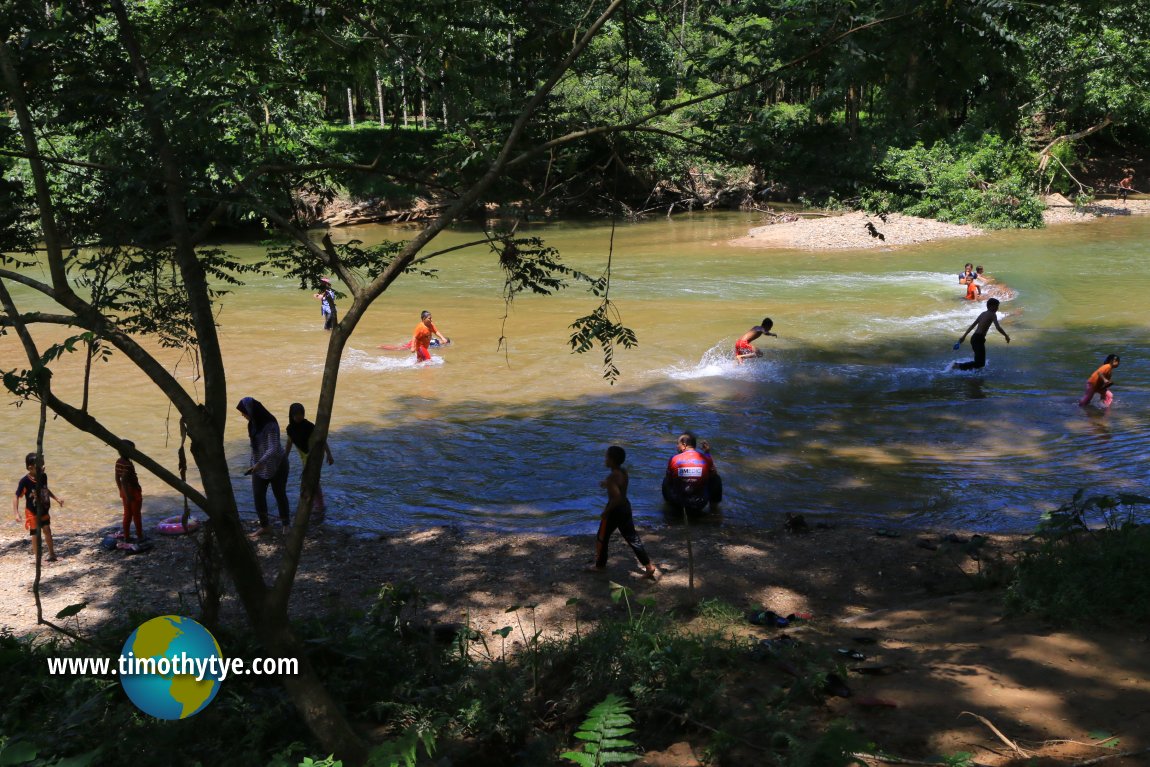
3,0,1150,237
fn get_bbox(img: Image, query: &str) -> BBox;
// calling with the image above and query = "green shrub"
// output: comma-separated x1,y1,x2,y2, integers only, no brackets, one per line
862,133,1044,229
1006,491,1150,625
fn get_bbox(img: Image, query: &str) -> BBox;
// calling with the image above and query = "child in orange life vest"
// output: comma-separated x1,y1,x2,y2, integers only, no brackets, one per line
1078,354,1119,408
964,276,982,301
735,317,777,363
13,453,62,562
115,441,145,541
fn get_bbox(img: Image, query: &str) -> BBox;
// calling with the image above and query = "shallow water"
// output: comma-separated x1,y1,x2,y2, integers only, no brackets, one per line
3,212,1150,534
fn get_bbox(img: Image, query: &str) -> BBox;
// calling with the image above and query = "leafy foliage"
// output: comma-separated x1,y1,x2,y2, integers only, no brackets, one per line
561,694,640,767
1006,491,1150,625
862,133,1044,229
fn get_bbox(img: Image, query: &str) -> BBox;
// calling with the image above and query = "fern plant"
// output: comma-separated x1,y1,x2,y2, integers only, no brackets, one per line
561,694,641,766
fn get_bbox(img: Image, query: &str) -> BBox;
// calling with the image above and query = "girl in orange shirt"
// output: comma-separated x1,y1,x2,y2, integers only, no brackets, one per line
1078,354,1119,407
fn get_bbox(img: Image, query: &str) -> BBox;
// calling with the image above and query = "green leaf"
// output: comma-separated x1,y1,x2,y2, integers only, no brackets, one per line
560,752,595,767
0,740,38,766
54,751,100,767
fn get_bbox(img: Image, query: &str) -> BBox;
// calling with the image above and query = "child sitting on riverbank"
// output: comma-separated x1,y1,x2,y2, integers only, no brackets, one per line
1078,354,1119,408
735,318,777,363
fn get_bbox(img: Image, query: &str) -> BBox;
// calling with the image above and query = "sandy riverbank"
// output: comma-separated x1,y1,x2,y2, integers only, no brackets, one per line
3,519,1148,765
731,198,1150,250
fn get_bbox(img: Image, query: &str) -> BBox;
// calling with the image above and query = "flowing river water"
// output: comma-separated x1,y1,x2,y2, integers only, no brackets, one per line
3,212,1150,535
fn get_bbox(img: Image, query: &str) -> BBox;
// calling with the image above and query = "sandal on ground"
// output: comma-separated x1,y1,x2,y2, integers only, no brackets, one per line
746,610,789,627
249,526,272,538
583,564,605,573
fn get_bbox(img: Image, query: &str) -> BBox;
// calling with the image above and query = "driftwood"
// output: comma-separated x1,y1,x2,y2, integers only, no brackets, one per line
960,711,1031,758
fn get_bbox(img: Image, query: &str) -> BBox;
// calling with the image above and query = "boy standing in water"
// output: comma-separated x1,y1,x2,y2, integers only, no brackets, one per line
587,446,659,579
115,441,145,542
735,318,777,363
1118,172,1134,205
411,310,449,363
13,453,61,562
285,403,335,523
1079,354,1120,408
954,297,1010,370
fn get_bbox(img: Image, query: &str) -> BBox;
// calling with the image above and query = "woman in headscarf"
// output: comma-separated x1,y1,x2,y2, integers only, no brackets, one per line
236,397,291,536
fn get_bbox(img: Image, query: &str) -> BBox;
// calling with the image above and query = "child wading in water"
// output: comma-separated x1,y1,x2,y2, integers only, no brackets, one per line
735,318,777,364
115,441,145,541
1079,354,1120,408
285,402,334,523
13,453,62,562
954,297,1010,370
587,446,659,579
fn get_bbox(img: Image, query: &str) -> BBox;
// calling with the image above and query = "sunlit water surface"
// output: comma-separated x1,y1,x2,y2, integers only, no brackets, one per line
4,213,1150,534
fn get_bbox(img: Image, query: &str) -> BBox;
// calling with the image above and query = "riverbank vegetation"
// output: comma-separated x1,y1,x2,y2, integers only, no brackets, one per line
2,505,1148,766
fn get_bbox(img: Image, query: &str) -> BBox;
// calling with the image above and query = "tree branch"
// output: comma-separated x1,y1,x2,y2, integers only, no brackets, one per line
0,42,75,296
0,281,208,507
0,148,114,171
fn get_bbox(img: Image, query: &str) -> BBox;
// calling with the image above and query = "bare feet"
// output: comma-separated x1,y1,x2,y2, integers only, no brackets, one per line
249,526,272,538
644,566,661,581
583,564,605,574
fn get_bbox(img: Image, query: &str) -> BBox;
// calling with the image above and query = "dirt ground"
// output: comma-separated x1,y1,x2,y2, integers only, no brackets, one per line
3,520,1148,766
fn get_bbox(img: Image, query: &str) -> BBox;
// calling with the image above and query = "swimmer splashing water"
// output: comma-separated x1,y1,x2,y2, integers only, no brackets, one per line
735,318,777,364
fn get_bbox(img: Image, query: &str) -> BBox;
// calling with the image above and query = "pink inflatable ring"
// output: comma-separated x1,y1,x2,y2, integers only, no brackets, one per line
156,515,201,536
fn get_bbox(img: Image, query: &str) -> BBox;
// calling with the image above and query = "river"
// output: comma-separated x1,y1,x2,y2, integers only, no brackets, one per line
3,212,1149,534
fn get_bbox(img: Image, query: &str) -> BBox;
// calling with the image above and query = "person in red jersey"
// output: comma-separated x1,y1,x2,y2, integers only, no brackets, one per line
661,432,722,514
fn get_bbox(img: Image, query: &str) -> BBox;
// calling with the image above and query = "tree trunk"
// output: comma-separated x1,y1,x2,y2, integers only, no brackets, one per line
376,70,385,128
346,86,355,126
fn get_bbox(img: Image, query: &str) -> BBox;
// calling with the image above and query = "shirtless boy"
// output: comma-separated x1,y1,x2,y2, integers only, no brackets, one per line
735,318,777,364
587,446,658,579
954,298,1010,370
